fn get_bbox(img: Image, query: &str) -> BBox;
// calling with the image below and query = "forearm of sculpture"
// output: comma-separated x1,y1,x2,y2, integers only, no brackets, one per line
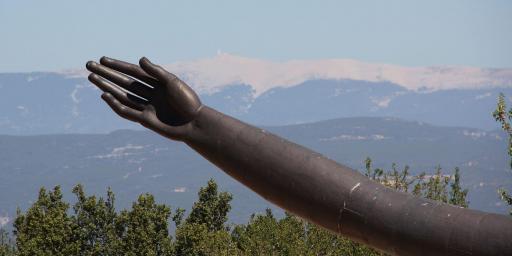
184,106,512,256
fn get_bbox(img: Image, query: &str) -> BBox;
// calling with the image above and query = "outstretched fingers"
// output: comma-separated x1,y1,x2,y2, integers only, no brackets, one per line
86,61,153,99
100,56,160,88
88,74,147,111
101,93,143,123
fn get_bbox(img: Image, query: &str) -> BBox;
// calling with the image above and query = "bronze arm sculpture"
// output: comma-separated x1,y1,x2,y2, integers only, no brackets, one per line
86,57,512,256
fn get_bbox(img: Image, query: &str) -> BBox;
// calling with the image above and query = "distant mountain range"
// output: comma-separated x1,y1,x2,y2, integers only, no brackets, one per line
0,117,510,229
1,53,511,135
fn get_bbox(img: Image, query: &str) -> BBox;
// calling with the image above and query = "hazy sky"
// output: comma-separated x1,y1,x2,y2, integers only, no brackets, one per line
0,0,511,72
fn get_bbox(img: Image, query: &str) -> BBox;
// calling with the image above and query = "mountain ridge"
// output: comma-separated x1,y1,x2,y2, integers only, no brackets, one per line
59,53,512,96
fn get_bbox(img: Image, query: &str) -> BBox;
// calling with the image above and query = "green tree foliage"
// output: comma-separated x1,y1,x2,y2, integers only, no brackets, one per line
493,93,512,168
365,158,468,208
493,92,512,215
174,222,238,256
14,186,79,255
0,228,16,256
72,184,118,255
185,179,233,232
232,209,279,255
449,167,469,208
115,193,173,256
303,221,377,256
232,209,380,256
174,179,238,255
12,167,468,255
14,185,174,256
365,158,413,193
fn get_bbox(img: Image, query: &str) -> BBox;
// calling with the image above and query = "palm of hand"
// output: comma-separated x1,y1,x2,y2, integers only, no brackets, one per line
86,57,202,140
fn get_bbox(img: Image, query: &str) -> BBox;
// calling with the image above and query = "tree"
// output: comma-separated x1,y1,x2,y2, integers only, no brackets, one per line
115,193,173,256
413,166,449,203
233,208,383,256
365,158,468,208
71,184,119,255
493,92,512,215
232,209,285,255
185,179,233,232
304,221,380,256
174,222,238,256
365,157,413,193
0,228,15,256
449,167,469,208
174,179,238,255
14,186,79,256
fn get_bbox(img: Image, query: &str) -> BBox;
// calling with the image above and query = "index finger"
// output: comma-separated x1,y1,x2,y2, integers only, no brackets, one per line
86,61,153,99
100,56,160,88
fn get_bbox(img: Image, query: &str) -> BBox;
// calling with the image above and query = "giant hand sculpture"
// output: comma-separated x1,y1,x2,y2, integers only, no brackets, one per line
87,57,512,256
87,57,201,140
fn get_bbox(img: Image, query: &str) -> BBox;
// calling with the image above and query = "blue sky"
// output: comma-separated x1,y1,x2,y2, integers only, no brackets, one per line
0,0,511,72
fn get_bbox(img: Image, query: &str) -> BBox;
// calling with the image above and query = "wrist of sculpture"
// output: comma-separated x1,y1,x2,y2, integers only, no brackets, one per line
185,106,242,145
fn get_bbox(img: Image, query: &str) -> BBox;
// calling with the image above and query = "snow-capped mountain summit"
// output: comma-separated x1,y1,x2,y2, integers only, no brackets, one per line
63,53,512,97
164,52,512,96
